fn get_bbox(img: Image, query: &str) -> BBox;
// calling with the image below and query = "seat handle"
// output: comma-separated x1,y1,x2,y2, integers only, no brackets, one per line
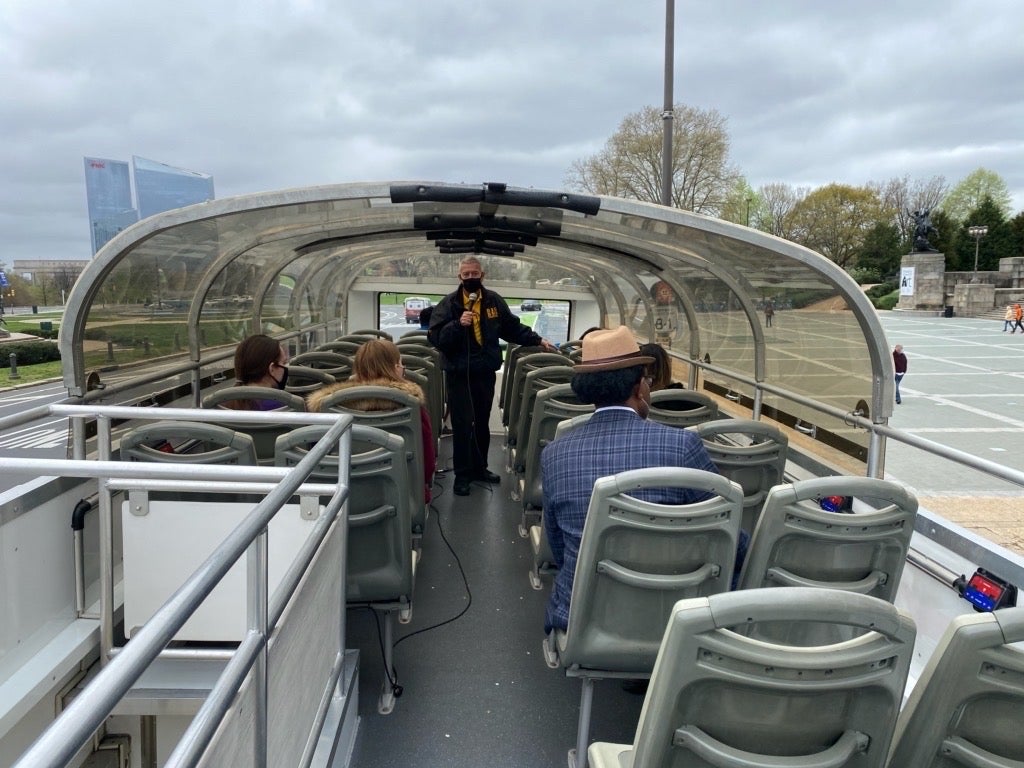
941,735,1021,768
597,560,719,590
766,567,887,594
673,725,869,768
349,504,397,528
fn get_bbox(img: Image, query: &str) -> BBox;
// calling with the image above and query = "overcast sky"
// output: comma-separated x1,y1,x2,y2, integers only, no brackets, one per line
2,0,1022,264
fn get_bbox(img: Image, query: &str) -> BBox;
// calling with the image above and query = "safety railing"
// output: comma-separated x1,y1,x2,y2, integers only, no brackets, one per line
9,404,354,768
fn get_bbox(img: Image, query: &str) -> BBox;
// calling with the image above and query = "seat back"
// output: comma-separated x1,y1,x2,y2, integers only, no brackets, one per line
560,467,743,672
625,588,916,768
520,384,594,510
313,385,426,534
201,386,307,464
500,344,548,426
554,411,593,440
511,365,574,470
400,353,443,441
739,477,917,601
505,353,572,447
120,421,258,465
333,334,378,345
290,351,353,379
648,389,719,428
887,607,1024,768
275,425,412,604
284,365,336,395
349,328,392,340
695,418,789,534
317,340,365,356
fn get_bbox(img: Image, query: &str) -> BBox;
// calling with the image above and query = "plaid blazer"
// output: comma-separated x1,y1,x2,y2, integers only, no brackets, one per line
541,407,718,632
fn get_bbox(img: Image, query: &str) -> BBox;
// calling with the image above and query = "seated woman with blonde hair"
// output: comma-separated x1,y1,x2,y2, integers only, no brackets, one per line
307,339,436,502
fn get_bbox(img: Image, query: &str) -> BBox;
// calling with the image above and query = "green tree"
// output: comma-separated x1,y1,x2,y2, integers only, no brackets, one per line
927,209,959,264
755,182,807,239
955,196,1011,274
566,104,742,215
941,168,1012,221
854,222,903,282
788,184,884,268
718,180,757,226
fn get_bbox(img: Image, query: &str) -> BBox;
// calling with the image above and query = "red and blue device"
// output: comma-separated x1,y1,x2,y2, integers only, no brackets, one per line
958,567,1017,612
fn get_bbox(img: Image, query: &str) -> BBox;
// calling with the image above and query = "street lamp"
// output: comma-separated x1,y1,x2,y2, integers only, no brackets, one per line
968,225,988,283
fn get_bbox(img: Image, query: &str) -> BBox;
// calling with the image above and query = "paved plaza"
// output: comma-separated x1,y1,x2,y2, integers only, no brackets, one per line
877,311,1024,554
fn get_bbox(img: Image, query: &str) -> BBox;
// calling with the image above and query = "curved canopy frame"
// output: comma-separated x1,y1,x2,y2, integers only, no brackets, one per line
60,181,894,465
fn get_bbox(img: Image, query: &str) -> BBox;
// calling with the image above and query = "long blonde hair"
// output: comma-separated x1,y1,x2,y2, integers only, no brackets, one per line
353,339,402,382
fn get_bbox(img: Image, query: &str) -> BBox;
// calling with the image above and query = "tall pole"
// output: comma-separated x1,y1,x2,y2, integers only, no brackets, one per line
660,0,675,207
968,225,988,284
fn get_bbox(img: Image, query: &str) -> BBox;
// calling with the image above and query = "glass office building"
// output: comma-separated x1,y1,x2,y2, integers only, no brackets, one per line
83,156,214,254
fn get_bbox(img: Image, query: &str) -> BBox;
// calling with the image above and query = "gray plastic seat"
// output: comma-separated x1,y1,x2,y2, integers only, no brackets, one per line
542,467,744,767
317,340,365,356
517,382,594,536
695,418,789,535
313,385,427,536
510,364,574,472
500,344,549,427
120,420,257,465
737,476,917,645
739,476,917,599
887,606,1024,768
647,389,719,428
201,386,306,464
589,588,917,768
400,353,443,443
283,364,336,395
349,328,392,340
291,350,353,379
275,424,413,715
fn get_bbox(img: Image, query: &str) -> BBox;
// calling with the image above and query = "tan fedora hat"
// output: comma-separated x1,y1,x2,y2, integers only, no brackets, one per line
574,326,655,373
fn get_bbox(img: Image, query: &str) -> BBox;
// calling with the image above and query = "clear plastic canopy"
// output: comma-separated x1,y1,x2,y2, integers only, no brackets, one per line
60,181,894,464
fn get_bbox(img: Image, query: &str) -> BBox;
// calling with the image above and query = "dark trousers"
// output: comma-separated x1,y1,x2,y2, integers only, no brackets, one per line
446,369,496,481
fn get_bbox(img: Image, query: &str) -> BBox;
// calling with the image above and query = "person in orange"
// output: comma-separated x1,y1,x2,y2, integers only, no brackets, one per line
1013,304,1024,334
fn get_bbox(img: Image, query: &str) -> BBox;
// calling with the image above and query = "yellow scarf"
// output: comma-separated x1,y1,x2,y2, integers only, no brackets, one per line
462,289,483,345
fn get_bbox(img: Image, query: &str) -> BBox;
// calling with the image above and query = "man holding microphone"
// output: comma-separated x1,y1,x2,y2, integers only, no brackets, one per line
429,256,557,496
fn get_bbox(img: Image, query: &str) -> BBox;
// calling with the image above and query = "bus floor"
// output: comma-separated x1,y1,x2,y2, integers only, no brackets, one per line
346,437,643,768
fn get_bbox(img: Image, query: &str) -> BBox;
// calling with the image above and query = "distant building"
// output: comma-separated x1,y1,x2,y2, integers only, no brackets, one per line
83,155,214,254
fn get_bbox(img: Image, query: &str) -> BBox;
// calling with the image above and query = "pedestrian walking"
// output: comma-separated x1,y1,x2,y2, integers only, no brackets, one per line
1004,305,1014,332
1014,304,1024,334
893,344,907,405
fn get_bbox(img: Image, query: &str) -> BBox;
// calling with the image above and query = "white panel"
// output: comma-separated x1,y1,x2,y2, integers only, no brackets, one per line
268,521,344,765
122,501,320,641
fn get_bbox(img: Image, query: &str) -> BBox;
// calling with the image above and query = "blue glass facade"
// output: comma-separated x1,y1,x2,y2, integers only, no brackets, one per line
84,156,214,254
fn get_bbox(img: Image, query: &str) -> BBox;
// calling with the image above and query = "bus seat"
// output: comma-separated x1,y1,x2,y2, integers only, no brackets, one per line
647,389,719,428
589,588,916,768
290,351,353,380
887,606,1024,768
510,365,574,474
284,365,336,395
737,476,917,645
313,385,427,537
518,383,593,536
349,329,393,340
543,467,743,767
499,344,548,427
319,340,365,356
275,424,414,715
695,418,789,536
400,354,443,444
120,421,258,466
201,386,307,464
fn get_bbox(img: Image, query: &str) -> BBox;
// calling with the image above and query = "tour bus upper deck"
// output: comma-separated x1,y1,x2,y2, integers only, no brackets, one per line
4,182,1024,766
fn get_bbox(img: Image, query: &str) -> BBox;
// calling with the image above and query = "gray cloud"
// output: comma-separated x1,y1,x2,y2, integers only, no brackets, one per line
1,0,1021,264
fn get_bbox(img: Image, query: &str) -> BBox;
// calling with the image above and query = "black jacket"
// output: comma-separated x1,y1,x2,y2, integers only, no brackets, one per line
428,287,542,373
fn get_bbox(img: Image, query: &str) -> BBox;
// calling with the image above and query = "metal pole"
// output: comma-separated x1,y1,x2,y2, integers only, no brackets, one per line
660,0,675,207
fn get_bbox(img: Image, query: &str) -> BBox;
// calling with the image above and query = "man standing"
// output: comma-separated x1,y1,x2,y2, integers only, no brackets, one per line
429,256,555,496
893,344,907,405
540,326,721,633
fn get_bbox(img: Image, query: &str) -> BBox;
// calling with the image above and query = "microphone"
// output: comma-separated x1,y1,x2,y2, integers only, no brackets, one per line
468,292,478,302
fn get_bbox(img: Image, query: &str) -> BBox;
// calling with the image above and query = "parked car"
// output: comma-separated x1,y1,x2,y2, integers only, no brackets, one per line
520,299,542,312
404,296,433,323
535,305,570,343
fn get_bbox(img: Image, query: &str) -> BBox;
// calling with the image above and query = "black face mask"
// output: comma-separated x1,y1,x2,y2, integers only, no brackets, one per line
462,277,483,295
272,365,289,390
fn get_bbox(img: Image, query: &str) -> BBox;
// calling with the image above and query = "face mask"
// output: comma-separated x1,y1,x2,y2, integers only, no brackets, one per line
272,365,289,390
462,277,482,295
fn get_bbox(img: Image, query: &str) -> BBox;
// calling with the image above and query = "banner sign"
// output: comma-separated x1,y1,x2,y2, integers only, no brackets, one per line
899,267,915,296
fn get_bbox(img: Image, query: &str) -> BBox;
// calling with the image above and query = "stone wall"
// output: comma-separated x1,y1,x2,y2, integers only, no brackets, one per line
897,252,945,311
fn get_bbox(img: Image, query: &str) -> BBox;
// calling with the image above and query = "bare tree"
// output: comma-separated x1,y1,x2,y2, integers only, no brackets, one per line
756,182,808,239
871,175,948,242
566,104,742,216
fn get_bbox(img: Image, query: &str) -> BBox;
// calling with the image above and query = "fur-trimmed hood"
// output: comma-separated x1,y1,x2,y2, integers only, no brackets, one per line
306,376,425,413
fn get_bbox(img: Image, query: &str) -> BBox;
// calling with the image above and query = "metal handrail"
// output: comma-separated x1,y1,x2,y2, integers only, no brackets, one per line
12,405,353,768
